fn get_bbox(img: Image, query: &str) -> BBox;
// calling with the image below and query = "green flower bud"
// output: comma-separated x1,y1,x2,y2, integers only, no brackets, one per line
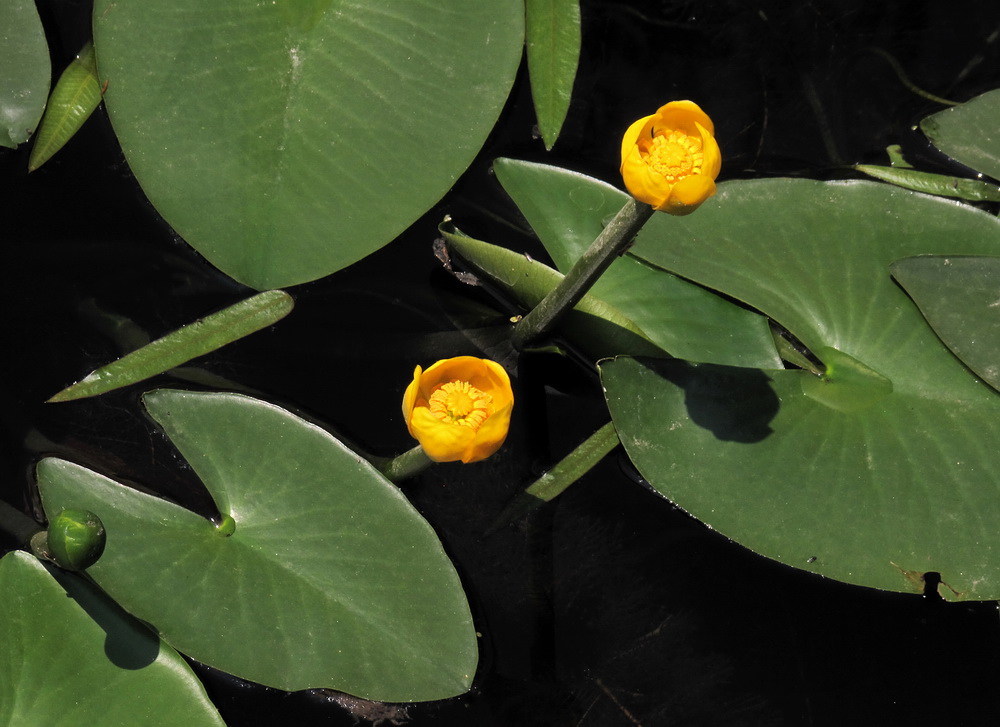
47,509,106,571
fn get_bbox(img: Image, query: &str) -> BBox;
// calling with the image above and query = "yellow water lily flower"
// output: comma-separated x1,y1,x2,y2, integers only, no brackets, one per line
620,100,722,215
403,356,514,464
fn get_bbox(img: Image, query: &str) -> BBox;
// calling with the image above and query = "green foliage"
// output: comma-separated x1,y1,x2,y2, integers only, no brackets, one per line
0,551,225,726
36,389,478,701
28,42,103,171
48,290,294,402
599,178,1000,599
492,158,782,367
854,164,1000,203
93,0,524,289
0,0,49,148
891,255,1000,392
922,89,1000,180
524,0,581,150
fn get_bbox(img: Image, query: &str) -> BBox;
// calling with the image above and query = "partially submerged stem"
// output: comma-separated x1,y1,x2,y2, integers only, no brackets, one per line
512,198,654,349
378,444,435,483
487,420,620,533
0,499,42,547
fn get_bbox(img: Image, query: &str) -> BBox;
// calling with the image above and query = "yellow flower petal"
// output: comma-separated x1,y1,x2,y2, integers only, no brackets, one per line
402,356,514,464
620,100,721,216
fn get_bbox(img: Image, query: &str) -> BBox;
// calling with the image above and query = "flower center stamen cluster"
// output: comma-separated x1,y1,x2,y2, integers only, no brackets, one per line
641,129,704,183
428,380,493,431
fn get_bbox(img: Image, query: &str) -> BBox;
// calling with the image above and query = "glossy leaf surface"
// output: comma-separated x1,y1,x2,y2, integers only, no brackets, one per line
524,0,581,150
921,89,1000,180
28,42,103,171
603,179,1000,598
0,551,225,727
48,289,294,402
492,158,781,367
891,255,1000,392
0,0,49,148
36,389,477,700
94,0,524,289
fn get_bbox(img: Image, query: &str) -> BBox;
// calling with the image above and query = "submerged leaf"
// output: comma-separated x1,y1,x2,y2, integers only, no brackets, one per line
0,0,49,148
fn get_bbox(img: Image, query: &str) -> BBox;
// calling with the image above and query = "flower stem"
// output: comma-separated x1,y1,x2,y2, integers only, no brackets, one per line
378,444,435,483
512,197,654,350
0,499,42,547
487,420,620,533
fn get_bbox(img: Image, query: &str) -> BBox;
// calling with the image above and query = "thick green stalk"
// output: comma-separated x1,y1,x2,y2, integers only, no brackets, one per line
0,499,42,547
378,444,435,483
512,197,653,349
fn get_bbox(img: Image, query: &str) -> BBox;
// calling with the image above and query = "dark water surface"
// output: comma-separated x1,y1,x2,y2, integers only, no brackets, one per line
5,1,1000,725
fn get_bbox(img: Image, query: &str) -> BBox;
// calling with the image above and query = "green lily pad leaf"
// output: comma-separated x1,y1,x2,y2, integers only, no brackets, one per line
492,158,780,367
36,389,477,700
0,0,49,148
48,289,294,402
921,89,1000,181
94,0,524,289
891,255,1000,392
854,164,1000,203
28,42,103,172
604,178,1000,599
0,551,225,726
524,0,581,150
440,220,665,360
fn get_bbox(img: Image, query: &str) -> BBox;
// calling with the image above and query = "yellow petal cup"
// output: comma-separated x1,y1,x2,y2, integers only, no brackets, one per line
403,356,514,463
620,100,722,215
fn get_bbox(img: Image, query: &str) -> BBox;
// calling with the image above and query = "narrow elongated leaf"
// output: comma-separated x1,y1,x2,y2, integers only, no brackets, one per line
891,255,1000,392
855,164,1000,203
492,158,781,367
0,551,225,727
48,289,294,402
0,0,49,147
94,0,524,289
36,389,477,700
921,89,1000,180
603,179,1000,599
524,0,581,150
28,42,103,171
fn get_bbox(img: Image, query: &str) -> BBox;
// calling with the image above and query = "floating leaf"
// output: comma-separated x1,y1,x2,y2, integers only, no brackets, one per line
28,42,103,171
603,179,1000,599
0,551,225,727
94,0,524,289
492,158,781,367
48,289,293,402
0,0,49,148
854,164,1000,203
891,255,1000,392
37,389,477,700
524,0,581,150
921,89,1000,181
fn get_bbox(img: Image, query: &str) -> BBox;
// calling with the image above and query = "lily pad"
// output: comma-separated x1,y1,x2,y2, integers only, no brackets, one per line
0,0,49,148
524,0,581,150
891,255,1000,393
94,0,524,289
0,551,225,726
492,158,781,367
602,178,1000,599
921,89,1000,181
36,389,477,700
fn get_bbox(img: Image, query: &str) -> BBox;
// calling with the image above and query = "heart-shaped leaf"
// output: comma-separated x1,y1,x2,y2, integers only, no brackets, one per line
602,179,1000,599
36,389,477,700
891,255,1000,392
0,551,225,726
94,0,524,289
